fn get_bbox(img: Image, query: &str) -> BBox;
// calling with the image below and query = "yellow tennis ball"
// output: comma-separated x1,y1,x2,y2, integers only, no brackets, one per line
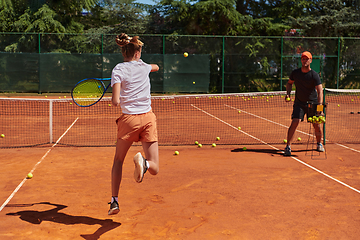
297,137,301,141
27,173,33,179
195,141,199,145
212,143,216,147
286,97,290,101
0,134,5,138
174,151,179,155
184,52,188,57
283,139,287,144
198,144,202,148
238,127,241,130
216,137,220,141
193,81,195,84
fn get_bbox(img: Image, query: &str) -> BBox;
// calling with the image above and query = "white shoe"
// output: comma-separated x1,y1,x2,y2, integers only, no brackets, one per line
133,152,148,183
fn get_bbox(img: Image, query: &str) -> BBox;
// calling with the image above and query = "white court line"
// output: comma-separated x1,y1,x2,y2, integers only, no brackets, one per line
0,118,79,212
191,104,360,195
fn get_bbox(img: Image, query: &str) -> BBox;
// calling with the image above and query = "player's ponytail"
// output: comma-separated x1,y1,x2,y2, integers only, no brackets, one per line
116,33,143,59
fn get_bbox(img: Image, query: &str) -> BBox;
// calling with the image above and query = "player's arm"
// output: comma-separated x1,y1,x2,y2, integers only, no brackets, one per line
285,79,294,102
112,82,121,106
150,64,159,72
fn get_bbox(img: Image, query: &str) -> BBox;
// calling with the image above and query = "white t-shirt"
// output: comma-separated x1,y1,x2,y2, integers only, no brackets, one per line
111,59,152,114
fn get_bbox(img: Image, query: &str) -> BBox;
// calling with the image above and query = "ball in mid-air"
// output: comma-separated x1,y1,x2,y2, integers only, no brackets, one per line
183,52,189,57
195,141,199,145
212,143,216,147
174,151,179,155
198,144,202,148
297,137,301,141
27,173,33,179
238,127,241,130
0,134,4,138
216,137,220,141
283,139,287,144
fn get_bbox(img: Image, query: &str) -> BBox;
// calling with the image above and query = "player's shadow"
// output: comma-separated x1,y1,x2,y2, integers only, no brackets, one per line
231,148,313,157
231,148,284,156
6,202,121,240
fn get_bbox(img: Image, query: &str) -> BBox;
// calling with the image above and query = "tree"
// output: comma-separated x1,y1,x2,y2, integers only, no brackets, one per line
287,0,360,37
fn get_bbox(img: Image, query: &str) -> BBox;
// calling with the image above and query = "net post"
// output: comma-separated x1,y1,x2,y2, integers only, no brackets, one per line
222,36,225,94
323,88,326,146
49,100,53,144
280,36,283,91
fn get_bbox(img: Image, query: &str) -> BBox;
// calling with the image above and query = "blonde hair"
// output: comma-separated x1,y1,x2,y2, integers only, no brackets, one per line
115,33,144,59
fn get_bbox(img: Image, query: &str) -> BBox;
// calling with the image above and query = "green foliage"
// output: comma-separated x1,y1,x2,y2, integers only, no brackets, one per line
286,0,360,37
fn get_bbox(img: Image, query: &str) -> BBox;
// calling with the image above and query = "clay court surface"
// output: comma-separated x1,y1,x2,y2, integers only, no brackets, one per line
1,142,360,239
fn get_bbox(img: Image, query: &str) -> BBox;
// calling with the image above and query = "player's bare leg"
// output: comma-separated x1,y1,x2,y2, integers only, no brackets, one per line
109,139,132,215
142,141,159,175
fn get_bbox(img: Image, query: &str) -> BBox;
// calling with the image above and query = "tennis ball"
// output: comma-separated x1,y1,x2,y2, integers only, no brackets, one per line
243,147,247,151
216,137,220,141
195,141,199,145
283,139,287,143
174,151,179,155
238,111,241,113
45,96,47,98
307,117,313,122
198,143,202,148
27,173,33,179
338,104,340,107
286,97,290,101
212,143,216,147
297,137,301,141
184,52,188,57
70,102,72,105
0,134,4,138
108,104,111,106
193,82,195,84
238,127,241,130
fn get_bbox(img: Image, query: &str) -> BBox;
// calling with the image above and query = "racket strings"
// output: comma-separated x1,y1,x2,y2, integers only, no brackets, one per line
73,79,105,106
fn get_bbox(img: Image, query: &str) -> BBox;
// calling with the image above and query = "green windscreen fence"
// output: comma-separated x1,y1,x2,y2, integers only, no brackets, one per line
1,33,360,93
164,54,210,93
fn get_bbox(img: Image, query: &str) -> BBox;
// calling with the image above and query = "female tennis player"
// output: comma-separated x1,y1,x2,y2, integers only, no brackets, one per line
108,33,160,215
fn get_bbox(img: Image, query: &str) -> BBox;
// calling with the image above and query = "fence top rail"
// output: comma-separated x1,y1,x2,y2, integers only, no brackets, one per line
0,32,353,40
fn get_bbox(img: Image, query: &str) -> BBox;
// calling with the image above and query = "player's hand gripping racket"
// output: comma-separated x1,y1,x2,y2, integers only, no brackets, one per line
71,78,111,107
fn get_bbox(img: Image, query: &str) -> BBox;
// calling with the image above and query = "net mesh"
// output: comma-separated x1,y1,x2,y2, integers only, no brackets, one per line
1,89,359,148
324,88,360,144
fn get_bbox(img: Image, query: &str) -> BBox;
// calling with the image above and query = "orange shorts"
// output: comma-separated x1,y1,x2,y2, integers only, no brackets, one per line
116,110,158,142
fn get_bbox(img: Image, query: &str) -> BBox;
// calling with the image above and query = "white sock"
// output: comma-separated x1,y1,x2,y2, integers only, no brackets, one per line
111,197,118,203
145,160,150,169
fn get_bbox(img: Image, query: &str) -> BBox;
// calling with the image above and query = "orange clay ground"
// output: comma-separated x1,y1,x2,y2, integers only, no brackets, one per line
1,143,360,240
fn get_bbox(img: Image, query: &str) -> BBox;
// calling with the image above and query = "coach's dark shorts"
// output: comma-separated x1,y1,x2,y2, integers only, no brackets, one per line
291,102,317,121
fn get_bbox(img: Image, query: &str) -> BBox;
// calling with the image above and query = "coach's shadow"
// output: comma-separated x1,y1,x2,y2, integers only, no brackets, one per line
231,148,312,157
6,202,121,240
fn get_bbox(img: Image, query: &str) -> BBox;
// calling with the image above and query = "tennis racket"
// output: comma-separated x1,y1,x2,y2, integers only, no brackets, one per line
71,78,111,107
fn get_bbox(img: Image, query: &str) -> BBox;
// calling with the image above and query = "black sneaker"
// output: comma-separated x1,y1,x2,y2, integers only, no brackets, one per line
133,152,148,183
284,145,291,156
108,200,120,215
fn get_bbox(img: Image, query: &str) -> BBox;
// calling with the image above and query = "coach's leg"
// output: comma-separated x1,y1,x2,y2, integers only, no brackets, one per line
287,119,301,144
142,141,159,175
312,123,322,143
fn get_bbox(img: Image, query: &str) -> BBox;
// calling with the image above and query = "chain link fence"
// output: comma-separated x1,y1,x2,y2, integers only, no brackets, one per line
1,33,359,93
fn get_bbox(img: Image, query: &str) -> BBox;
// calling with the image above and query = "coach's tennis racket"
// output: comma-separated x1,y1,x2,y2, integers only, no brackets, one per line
71,78,111,107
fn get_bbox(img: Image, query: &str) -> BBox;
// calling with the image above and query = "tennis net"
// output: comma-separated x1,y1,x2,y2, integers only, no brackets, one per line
0,89,359,148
